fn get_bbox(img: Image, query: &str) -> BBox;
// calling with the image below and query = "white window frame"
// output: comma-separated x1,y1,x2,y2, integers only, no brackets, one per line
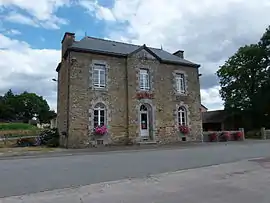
178,106,187,126
175,73,186,94
94,103,106,127
139,69,150,90
93,63,106,88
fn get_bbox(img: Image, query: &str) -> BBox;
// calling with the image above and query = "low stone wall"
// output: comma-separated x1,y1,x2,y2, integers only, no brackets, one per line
261,128,270,139
203,129,245,142
266,130,270,139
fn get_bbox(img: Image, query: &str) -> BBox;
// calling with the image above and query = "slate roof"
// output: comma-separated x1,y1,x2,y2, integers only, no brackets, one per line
67,36,200,67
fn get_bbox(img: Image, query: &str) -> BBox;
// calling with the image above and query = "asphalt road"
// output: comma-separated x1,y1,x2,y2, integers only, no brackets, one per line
1,141,270,198
3,158,270,202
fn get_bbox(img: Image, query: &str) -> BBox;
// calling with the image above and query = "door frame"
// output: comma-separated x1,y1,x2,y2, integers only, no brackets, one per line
140,108,149,137
139,104,153,139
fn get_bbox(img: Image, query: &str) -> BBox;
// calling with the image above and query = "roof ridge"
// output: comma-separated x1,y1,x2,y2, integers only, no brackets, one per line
84,36,163,50
85,36,139,47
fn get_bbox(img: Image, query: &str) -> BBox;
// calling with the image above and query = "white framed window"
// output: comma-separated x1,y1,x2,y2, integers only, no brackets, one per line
175,73,186,94
178,106,187,126
93,63,106,88
139,69,150,90
94,103,106,127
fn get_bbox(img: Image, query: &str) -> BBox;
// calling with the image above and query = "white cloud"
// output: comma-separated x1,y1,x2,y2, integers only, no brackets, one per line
0,0,70,29
81,0,270,110
201,86,223,111
4,12,39,27
0,28,21,36
79,0,116,21
0,34,59,111
7,29,21,35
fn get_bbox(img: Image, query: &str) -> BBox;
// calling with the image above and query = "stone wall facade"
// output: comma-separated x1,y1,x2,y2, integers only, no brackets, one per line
57,39,202,148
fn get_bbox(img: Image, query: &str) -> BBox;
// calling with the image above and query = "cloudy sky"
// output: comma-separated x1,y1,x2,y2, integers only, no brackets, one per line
0,0,270,111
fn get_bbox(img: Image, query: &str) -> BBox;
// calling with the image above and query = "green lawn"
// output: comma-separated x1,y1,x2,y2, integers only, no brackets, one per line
0,123,40,137
0,123,37,131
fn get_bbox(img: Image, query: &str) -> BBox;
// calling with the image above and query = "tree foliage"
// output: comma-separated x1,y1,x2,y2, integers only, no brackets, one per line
217,25,270,128
0,89,56,123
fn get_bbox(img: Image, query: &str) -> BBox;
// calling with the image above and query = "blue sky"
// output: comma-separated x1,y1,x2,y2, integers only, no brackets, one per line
0,0,270,111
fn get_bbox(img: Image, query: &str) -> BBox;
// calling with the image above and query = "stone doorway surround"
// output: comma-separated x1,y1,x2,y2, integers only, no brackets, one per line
137,100,156,142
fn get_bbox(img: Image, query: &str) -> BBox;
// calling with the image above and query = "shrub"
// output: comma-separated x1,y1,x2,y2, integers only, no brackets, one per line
219,132,230,142
233,131,243,141
17,137,36,147
246,130,261,139
208,132,218,142
37,128,60,147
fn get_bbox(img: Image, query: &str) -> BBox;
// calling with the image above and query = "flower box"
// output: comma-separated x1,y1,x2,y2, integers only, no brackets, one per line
219,132,230,142
94,125,108,136
136,92,154,99
179,125,190,141
208,132,218,142
233,131,243,141
179,125,190,135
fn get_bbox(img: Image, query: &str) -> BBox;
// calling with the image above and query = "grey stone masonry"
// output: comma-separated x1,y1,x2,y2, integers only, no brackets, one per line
57,33,202,148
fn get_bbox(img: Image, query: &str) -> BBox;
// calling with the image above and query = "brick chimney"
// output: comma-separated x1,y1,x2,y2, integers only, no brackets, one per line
61,32,75,57
173,50,184,59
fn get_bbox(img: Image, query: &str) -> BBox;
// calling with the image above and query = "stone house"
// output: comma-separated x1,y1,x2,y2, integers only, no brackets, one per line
56,32,202,148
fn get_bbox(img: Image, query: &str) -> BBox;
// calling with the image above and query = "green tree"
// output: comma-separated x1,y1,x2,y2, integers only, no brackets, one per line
0,90,55,123
217,25,270,128
258,25,270,126
259,25,270,67
16,91,51,123
217,44,266,110
0,89,16,120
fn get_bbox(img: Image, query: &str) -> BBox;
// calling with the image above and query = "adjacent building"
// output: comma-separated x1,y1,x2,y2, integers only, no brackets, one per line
56,32,202,148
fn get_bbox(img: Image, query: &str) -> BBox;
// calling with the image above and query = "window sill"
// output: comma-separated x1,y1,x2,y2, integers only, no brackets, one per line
139,89,151,92
175,92,187,96
93,87,108,91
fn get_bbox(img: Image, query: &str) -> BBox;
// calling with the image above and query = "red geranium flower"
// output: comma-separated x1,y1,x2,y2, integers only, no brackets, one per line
179,125,189,134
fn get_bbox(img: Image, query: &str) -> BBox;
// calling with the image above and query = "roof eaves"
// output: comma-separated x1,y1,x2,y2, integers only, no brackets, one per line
161,59,200,68
201,104,208,110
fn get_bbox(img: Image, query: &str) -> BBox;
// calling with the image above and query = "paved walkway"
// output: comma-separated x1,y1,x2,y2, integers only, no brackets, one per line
1,157,270,202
